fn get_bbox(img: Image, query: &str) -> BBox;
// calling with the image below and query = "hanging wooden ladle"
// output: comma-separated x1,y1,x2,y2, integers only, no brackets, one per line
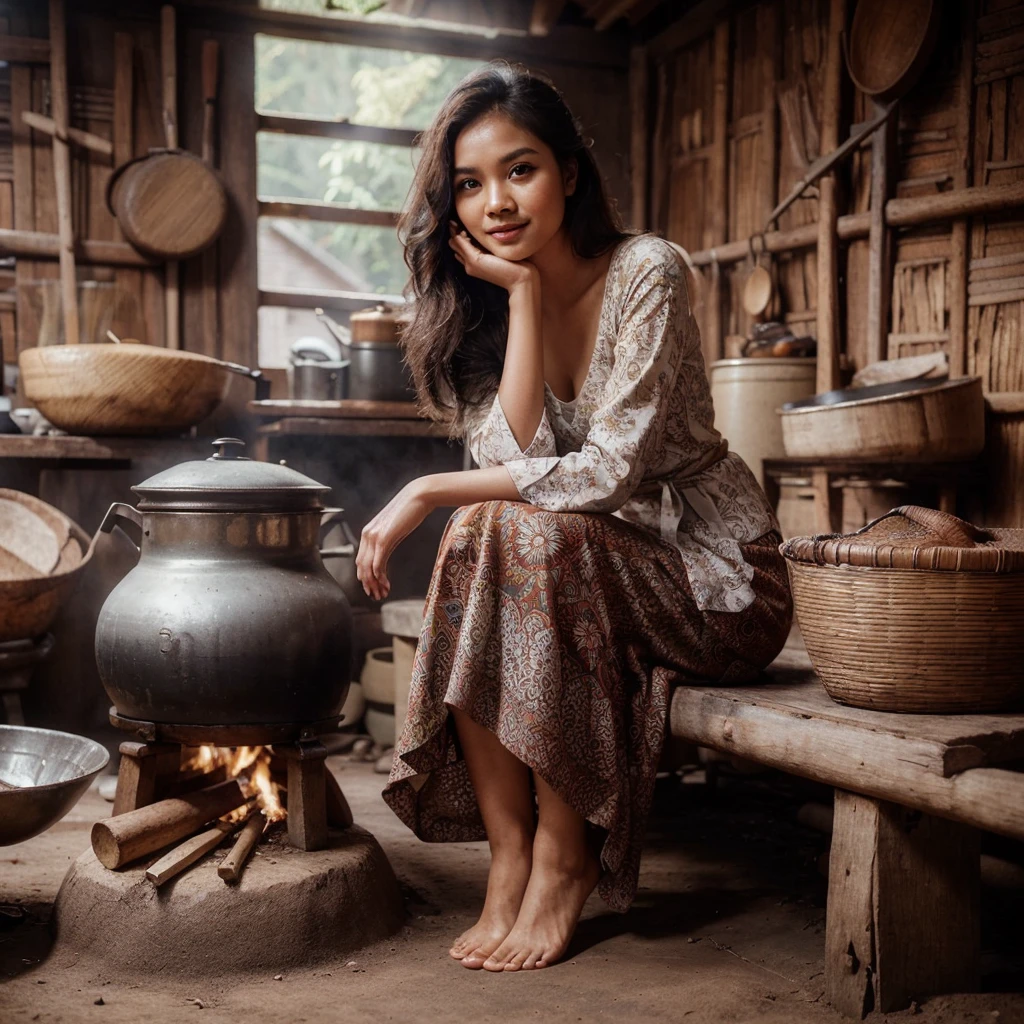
742,233,773,320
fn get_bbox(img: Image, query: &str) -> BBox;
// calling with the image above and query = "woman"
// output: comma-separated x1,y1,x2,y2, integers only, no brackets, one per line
356,63,792,973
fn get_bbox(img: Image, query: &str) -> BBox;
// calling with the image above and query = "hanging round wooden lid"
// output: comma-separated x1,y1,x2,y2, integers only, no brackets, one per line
107,149,228,259
781,505,1024,573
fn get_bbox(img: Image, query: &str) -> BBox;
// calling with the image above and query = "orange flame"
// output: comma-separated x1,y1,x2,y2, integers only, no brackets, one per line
183,745,286,822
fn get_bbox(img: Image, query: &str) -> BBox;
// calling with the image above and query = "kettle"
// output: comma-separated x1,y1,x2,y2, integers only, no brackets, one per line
288,335,349,401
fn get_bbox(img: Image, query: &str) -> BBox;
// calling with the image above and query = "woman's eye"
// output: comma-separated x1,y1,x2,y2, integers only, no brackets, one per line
510,163,533,178
456,178,479,191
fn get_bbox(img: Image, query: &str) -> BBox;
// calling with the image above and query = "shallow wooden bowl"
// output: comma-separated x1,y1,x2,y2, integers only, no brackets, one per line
0,518,92,642
19,344,233,436
847,0,940,102
779,376,984,461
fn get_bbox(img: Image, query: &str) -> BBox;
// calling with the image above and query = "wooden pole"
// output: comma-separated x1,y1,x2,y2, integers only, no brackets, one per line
816,0,846,394
200,39,221,358
684,180,1024,268
866,99,896,365
91,778,245,869
628,45,649,231
47,0,79,347
948,0,977,378
146,818,240,887
218,810,265,883
705,20,731,366
161,4,180,350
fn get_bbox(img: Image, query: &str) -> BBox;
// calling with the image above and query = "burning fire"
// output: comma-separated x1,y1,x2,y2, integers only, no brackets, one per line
183,745,286,822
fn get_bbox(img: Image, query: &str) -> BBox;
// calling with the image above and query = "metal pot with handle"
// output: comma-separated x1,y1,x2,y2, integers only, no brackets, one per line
289,336,349,401
94,438,352,729
315,305,416,403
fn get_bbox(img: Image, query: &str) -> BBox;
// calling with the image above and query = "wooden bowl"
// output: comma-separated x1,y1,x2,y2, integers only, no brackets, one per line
847,0,940,102
107,150,227,259
779,376,985,461
19,344,233,436
0,518,92,642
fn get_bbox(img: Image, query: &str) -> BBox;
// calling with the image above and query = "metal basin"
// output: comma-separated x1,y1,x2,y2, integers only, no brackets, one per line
0,724,110,846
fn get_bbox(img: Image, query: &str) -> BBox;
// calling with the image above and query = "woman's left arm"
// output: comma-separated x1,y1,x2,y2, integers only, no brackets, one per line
355,466,519,601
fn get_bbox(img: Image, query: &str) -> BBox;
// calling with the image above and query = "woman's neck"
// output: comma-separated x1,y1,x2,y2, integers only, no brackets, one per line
528,230,601,313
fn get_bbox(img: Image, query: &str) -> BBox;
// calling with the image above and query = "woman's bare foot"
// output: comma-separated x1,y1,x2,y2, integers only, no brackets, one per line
481,843,600,972
450,841,532,968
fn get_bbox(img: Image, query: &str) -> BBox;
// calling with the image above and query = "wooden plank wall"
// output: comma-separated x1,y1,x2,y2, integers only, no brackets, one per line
646,0,1024,524
0,3,257,384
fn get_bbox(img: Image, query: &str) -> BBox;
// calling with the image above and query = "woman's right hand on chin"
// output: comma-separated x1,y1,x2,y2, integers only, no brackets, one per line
449,222,538,295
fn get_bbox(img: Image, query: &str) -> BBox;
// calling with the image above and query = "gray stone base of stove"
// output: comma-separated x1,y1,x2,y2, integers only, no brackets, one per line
51,824,404,977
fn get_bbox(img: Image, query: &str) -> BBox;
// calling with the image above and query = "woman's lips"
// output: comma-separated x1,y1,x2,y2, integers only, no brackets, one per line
487,224,527,243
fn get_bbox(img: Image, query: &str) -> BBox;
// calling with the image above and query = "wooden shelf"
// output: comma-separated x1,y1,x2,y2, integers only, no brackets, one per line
0,433,211,462
764,456,982,480
248,399,424,420
256,417,449,439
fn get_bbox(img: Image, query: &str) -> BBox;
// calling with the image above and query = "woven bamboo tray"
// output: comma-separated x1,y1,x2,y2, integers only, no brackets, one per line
782,506,1024,713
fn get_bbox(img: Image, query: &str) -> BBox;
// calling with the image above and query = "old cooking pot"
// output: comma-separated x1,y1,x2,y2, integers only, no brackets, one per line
315,304,416,403
94,438,351,728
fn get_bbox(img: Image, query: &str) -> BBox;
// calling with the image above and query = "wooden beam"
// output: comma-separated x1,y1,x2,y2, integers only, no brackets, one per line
648,0,758,62
705,20,730,366
0,227,157,266
866,99,896,366
258,199,400,228
684,180,1024,268
257,113,419,149
594,0,644,32
180,1,629,71
529,0,568,36
948,0,978,377
0,35,50,63
628,45,649,230
669,691,1024,842
258,286,405,311
826,791,980,1016
816,0,845,395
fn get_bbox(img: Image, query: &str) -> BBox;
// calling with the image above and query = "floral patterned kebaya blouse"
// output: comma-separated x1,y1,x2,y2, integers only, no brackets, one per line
464,233,778,614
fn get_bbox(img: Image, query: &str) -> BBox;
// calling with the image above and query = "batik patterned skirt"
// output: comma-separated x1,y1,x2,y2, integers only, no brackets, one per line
383,500,792,911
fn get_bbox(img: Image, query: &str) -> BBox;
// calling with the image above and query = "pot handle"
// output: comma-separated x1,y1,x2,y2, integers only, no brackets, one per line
319,508,358,557
98,502,144,555
219,360,271,401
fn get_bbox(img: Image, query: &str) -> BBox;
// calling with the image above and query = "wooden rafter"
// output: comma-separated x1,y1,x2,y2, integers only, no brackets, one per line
258,198,400,228
529,0,567,36
257,113,420,148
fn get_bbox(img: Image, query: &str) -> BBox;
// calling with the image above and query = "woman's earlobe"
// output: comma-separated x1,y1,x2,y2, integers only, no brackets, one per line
564,160,579,197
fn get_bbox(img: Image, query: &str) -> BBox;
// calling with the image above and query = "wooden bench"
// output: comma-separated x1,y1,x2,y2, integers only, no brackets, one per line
669,636,1024,1018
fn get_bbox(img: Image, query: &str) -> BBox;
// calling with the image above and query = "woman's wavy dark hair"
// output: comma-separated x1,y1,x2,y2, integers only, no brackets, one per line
399,61,628,428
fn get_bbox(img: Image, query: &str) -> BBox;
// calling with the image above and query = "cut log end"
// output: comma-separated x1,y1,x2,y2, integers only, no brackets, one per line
90,821,122,870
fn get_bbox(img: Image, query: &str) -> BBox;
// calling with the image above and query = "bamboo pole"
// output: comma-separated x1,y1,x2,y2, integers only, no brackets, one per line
816,0,846,394
948,0,978,377
161,4,180,351
684,180,1024,268
0,228,157,266
705,20,731,365
866,99,896,365
48,0,79,347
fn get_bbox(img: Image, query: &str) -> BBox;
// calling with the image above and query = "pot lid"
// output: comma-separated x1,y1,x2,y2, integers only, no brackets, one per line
781,505,1024,573
132,438,331,512
349,302,400,323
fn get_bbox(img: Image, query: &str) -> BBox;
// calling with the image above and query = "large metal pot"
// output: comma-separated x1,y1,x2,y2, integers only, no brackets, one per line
315,305,416,403
94,438,352,728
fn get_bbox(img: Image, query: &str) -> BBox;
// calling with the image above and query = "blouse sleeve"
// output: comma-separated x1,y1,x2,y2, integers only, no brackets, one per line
464,392,558,469
504,241,689,513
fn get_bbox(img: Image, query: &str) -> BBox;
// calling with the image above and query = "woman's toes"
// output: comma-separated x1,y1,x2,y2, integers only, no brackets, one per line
521,951,543,970
503,949,530,972
459,948,490,970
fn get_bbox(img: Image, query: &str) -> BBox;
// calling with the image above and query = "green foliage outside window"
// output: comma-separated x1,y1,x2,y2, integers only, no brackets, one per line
256,32,482,293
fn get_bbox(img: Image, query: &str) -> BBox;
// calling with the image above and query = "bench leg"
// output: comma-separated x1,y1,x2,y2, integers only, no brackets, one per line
825,790,980,1018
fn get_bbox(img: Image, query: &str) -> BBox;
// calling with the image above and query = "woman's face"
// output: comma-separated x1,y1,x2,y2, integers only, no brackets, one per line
451,111,576,261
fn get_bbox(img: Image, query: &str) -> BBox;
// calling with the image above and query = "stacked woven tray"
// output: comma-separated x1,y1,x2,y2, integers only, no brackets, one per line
782,505,1024,713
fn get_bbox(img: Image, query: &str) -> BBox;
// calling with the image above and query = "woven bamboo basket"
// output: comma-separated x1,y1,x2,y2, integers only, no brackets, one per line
782,506,1024,713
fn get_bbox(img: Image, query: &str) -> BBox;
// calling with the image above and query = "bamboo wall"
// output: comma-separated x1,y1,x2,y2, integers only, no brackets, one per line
643,0,1024,524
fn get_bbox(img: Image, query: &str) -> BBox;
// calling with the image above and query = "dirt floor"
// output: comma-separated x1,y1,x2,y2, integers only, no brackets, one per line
1,757,1022,1024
